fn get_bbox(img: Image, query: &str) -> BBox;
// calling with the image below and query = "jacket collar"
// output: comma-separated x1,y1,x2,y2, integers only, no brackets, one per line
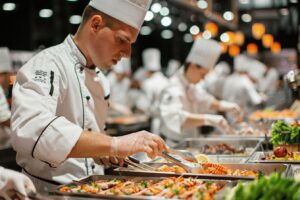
177,68,194,89
65,34,87,66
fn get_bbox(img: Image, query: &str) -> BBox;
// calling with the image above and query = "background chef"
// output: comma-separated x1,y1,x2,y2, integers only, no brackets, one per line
11,0,166,192
159,38,239,145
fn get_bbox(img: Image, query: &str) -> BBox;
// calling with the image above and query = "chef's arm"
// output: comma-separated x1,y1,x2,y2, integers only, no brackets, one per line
68,130,166,159
210,100,241,113
68,131,112,158
181,114,205,128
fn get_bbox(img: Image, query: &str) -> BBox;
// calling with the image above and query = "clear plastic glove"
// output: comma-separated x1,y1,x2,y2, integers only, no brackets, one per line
203,114,232,134
219,101,243,122
0,167,36,200
110,131,167,159
93,156,124,168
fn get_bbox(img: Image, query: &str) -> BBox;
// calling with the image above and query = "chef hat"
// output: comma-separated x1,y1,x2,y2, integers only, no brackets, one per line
247,59,267,81
89,0,152,30
142,48,161,71
186,38,222,69
0,47,12,73
112,58,131,74
166,59,181,77
234,55,249,72
215,61,230,75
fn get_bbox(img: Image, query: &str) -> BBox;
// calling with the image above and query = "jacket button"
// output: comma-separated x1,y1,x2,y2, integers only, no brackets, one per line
80,67,84,72
86,96,90,101
88,128,92,131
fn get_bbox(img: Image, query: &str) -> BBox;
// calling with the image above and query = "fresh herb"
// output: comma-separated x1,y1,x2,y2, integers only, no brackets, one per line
172,188,180,195
77,189,83,193
271,120,300,145
140,181,148,188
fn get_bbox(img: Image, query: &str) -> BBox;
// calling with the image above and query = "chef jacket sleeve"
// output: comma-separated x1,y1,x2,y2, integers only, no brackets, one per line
0,86,11,123
244,79,262,105
194,84,216,109
11,58,82,167
159,87,191,135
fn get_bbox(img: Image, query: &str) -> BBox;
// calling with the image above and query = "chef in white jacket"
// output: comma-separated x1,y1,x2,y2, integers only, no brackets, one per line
0,47,12,150
222,55,264,117
139,48,169,134
107,58,133,115
159,38,236,144
259,61,279,98
11,0,166,192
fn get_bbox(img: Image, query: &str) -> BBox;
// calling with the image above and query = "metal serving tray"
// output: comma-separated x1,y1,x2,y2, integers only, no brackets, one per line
114,163,288,180
52,175,233,200
248,151,300,164
287,165,300,178
174,138,263,157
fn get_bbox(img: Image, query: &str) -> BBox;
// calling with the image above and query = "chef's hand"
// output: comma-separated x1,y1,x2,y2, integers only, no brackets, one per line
204,114,232,134
93,157,124,168
113,104,133,116
219,101,243,123
0,167,36,200
110,131,167,159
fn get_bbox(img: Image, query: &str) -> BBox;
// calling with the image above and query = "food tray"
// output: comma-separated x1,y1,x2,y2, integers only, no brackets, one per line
52,175,233,200
114,163,288,180
248,152,300,164
287,165,300,178
174,138,263,157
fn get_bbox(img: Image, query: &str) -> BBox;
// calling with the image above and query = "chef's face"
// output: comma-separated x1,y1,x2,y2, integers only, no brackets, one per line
188,63,209,84
88,15,138,70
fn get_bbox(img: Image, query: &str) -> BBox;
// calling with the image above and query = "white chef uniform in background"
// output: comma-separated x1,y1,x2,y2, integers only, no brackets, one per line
11,0,152,191
160,38,232,145
138,48,169,134
203,61,231,99
222,55,263,117
166,59,181,78
259,66,279,98
0,47,12,150
108,58,133,115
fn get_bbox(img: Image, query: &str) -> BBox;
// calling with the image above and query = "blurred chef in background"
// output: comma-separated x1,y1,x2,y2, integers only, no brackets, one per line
202,61,231,100
11,0,166,191
0,47,12,150
108,58,133,115
159,38,238,145
138,48,169,134
258,59,279,100
166,59,181,78
222,55,264,118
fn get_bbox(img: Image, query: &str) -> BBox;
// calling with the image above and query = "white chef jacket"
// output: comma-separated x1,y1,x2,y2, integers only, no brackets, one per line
159,69,215,142
222,73,262,114
259,68,279,97
0,86,11,149
107,72,132,108
11,35,109,187
203,70,228,100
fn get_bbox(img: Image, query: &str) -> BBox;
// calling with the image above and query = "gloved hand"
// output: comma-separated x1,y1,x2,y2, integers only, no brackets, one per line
113,104,133,116
110,131,167,159
93,156,124,168
0,167,36,200
219,101,243,122
203,114,232,134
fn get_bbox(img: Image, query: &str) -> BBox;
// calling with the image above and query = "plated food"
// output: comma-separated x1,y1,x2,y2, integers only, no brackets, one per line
196,143,245,155
261,151,300,161
59,176,225,200
157,163,259,177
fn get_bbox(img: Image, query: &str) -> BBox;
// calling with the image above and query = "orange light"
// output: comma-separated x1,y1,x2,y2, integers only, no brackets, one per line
252,23,265,39
229,45,240,57
219,42,228,54
193,32,202,40
226,31,235,45
234,31,245,46
247,43,258,55
271,42,281,54
205,22,218,37
262,34,274,48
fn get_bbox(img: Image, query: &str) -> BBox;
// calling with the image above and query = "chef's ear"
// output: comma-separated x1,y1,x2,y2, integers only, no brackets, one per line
90,14,104,32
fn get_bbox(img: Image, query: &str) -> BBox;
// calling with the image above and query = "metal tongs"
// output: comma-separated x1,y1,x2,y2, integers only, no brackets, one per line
161,151,203,173
124,156,157,172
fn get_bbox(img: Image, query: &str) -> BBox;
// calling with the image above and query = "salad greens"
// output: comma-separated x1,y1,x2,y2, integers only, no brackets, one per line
225,173,300,200
270,120,300,145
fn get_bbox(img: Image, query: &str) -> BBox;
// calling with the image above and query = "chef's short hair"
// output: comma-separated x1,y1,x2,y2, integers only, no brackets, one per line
81,5,121,28
183,62,203,72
